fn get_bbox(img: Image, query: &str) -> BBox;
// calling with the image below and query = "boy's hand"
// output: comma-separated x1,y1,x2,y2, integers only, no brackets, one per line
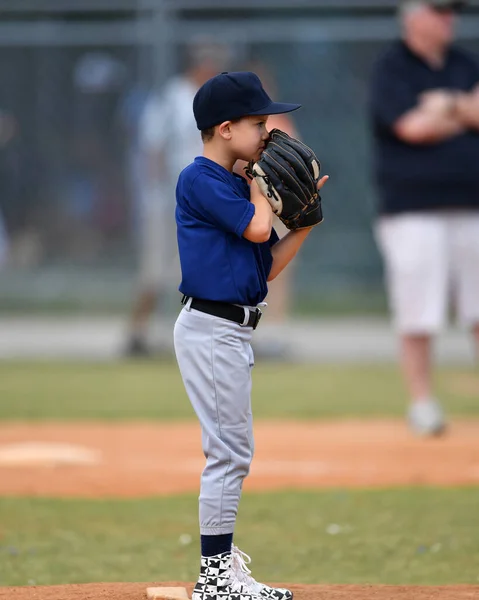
317,175,329,191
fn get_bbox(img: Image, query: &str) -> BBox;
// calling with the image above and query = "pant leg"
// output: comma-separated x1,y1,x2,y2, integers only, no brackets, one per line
174,307,255,535
449,211,479,327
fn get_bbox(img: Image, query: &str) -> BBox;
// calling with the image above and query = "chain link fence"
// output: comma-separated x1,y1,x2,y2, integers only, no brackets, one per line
0,2,478,314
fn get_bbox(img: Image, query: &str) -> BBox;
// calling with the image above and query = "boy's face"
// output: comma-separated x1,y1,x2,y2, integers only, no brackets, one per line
229,115,270,162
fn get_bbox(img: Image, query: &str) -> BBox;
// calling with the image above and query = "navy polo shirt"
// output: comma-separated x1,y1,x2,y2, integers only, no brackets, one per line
176,156,279,306
370,41,479,215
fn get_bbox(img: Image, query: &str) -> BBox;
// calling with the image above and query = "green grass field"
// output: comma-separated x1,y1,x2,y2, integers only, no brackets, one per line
1,361,478,588
2,490,479,587
0,361,478,421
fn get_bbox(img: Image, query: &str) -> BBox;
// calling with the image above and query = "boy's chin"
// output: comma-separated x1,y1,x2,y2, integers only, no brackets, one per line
248,151,262,162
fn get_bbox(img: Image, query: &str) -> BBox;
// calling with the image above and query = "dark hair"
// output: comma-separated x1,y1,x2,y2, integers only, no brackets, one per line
201,127,215,142
201,118,244,143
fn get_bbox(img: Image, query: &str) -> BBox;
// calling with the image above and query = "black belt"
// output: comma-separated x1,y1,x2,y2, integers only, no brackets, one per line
181,296,263,330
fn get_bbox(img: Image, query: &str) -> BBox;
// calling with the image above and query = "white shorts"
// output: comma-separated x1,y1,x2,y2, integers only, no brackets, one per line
375,211,479,334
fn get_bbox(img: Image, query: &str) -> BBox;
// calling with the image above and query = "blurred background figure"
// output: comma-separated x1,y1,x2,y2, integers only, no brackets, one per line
67,52,129,260
235,60,301,359
369,0,479,435
0,108,17,268
246,60,300,326
0,106,32,268
0,210,7,268
124,40,231,357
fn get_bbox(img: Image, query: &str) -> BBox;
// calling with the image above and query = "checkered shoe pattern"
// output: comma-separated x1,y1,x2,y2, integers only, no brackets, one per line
192,551,264,600
231,546,293,600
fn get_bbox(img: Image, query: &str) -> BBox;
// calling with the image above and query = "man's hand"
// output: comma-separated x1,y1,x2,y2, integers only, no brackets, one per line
395,88,465,144
454,88,479,131
419,89,457,115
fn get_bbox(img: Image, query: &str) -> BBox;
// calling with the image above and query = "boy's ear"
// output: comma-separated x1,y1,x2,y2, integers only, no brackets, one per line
218,121,233,140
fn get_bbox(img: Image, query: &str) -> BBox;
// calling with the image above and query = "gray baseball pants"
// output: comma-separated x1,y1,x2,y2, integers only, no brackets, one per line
174,303,255,535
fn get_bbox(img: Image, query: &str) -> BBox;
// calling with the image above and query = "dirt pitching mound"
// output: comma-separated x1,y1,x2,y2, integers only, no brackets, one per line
2,582,479,600
1,419,479,497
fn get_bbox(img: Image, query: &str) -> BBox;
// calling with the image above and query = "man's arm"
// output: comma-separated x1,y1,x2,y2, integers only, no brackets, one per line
455,85,479,132
394,89,465,144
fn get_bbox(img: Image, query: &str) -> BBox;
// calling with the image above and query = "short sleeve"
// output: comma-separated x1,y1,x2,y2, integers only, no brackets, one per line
192,174,255,237
370,59,418,130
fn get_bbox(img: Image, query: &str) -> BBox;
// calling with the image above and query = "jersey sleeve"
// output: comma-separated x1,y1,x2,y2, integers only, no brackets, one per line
370,59,418,130
191,173,255,237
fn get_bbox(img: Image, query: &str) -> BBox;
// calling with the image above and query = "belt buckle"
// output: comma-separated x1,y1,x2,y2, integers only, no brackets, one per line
252,307,262,330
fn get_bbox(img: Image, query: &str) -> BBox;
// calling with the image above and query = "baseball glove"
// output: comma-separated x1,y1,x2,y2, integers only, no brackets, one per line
246,128,323,231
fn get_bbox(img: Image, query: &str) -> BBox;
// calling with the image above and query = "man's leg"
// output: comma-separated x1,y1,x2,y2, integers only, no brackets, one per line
126,287,163,355
375,213,447,434
473,324,479,363
125,201,169,356
400,334,432,401
452,213,479,366
265,217,292,323
254,217,292,361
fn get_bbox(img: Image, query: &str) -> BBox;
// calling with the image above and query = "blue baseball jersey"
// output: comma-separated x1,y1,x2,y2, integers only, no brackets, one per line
176,156,279,306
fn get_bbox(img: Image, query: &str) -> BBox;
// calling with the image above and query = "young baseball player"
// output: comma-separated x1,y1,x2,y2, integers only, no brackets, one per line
174,71,328,600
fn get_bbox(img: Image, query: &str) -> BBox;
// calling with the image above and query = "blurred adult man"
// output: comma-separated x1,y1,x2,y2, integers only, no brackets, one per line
125,42,230,356
369,0,479,435
246,61,300,328
232,60,301,360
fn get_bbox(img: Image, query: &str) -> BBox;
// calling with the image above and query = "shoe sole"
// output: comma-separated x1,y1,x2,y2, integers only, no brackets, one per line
410,422,447,437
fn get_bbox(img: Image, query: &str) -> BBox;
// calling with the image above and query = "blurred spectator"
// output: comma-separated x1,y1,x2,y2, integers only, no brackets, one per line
63,52,129,259
0,213,7,268
117,79,150,237
0,108,16,267
369,0,479,435
234,60,301,359
246,61,300,326
0,107,42,268
124,41,231,357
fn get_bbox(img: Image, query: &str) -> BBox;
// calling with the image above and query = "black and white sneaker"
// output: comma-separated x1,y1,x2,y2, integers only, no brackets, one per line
231,546,293,600
192,551,264,600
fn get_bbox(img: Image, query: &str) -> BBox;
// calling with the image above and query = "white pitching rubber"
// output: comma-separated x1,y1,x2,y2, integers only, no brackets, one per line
146,587,190,600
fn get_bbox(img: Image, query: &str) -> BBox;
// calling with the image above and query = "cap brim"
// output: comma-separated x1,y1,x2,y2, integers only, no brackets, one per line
248,101,301,116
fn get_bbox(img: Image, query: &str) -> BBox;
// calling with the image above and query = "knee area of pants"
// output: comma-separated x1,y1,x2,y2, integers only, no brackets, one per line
234,452,254,477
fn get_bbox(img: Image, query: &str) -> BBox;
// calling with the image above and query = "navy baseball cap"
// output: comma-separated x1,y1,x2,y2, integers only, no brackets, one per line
193,71,301,131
